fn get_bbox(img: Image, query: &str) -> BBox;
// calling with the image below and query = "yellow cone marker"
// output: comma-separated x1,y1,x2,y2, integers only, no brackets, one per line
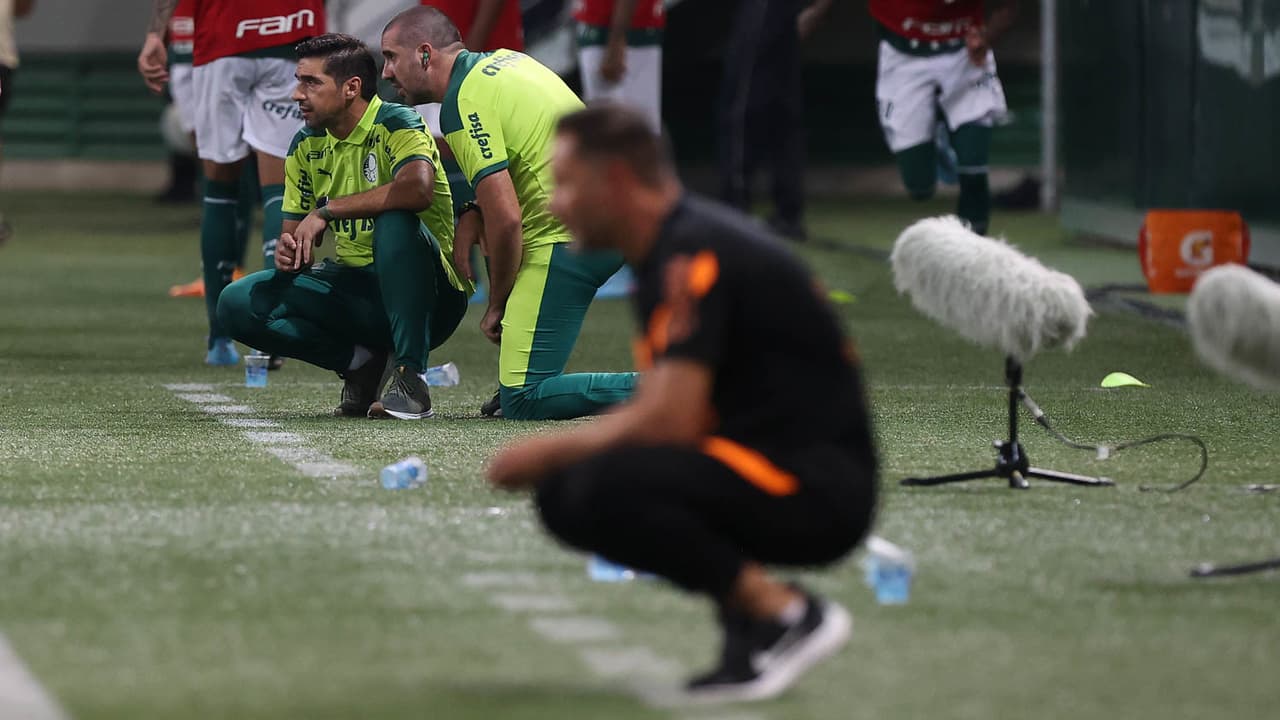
1100,372,1150,388
828,289,856,305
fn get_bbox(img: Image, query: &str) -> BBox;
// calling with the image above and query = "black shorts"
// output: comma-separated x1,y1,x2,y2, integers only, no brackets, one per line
0,65,13,117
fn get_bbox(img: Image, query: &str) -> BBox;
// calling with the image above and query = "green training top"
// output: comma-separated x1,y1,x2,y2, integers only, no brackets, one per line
283,95,470,293
440,50,584,250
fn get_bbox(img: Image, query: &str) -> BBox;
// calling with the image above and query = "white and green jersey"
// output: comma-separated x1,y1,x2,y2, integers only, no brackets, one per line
440,50,584,250
283,95,470,293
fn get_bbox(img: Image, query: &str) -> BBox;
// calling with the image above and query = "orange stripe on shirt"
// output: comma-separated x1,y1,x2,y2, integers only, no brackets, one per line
701,436,798,497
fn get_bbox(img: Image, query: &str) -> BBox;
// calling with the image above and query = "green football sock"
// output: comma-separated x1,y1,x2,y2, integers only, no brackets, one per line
201,179,240,344
952,122,992,235
895,142,938,200
260,183,285,271
235,162,259,268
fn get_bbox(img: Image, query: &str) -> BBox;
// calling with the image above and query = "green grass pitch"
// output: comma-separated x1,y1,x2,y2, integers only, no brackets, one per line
0,191,1276,719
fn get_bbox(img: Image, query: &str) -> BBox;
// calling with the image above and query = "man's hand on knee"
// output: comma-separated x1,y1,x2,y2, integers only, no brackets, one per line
276,232,311,272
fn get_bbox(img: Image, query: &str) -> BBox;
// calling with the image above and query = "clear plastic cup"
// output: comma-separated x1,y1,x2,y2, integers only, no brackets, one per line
245,352,269,388
862,535,915,605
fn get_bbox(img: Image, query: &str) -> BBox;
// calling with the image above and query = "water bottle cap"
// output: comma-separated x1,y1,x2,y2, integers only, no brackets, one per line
866,535,914,567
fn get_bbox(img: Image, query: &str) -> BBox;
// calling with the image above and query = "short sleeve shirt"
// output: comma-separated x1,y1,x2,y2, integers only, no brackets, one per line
283,96,470,293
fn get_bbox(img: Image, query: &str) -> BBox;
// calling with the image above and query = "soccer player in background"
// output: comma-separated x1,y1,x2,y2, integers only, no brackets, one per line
380,6,637,421
572,0,667,299
488,104,878,702
574,0,665,131
217,34,471,421
151,0,260,301
871,0,1018,235
0,0,35,245
138,0,326,366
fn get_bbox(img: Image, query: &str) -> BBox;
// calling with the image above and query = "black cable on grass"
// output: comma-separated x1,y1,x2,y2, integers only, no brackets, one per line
1019,390,1209,492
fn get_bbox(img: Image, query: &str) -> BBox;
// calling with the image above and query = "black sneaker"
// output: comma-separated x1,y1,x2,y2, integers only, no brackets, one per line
685,590,851,703
479,388,503,418
333,351,388,417
380,365,433,420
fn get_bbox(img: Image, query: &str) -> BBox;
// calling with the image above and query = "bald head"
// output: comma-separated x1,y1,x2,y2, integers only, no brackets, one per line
384,5,462,49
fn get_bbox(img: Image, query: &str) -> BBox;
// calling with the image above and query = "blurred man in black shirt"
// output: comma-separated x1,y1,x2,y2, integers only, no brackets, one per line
487,104,877,703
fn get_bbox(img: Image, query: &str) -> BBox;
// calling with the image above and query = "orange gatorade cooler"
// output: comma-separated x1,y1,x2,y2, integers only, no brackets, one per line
1138,210,1251,293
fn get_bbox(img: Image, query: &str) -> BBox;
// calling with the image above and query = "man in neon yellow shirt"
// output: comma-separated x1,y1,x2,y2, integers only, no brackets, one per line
218,34,471,419
380,6,637,420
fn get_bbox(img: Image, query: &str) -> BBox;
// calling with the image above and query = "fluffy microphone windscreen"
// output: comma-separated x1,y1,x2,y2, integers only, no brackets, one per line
1188,264,1280,389
890,216,1092,362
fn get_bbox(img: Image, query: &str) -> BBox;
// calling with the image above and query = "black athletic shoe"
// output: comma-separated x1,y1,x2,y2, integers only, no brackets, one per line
686,590,852,703
380,365,434,420
333,351,388,417
479,388,503,418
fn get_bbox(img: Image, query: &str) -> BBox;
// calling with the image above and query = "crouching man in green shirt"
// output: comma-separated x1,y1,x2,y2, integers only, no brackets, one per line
218,33,472,419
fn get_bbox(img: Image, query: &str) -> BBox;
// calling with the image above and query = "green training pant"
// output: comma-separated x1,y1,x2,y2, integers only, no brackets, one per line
498,242,637,420
216,210,467,373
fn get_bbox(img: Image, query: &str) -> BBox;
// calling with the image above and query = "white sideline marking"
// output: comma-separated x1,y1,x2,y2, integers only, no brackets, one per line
164,383,214,392
199,404,254,414
579,646,683,680
0,634,68,720
176,393,233,403
219,418,281,428
488,593,575,613
461,571,542,589
242,431,304,445
262,447,357,478
167,386,360,479
528,616,621,644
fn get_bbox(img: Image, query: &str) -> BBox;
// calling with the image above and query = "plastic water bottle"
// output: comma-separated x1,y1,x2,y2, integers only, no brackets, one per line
420,362,460,387
862,535,915,605
587,555,652,582
380,456,428,490
244,351,270,388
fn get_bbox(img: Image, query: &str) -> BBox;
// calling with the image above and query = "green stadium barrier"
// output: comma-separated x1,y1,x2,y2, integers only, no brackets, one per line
2,52,167,161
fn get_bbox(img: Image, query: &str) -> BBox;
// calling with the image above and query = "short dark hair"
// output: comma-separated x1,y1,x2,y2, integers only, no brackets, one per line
295,34,378,101
384,6,463,49
555,104,673,186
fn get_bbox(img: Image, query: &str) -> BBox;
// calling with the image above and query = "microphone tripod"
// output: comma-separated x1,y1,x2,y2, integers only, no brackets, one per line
902,356,1114,489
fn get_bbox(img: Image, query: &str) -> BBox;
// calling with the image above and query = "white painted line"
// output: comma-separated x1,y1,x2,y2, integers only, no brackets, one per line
0,634,69,720
242,431,304,445
199,405,254,414
528,616,621,644
488,593,575,613
176,393,234,403
165,385,361,480
164,383,215,392
294,461,360,478
461,571,542,589
219,418,281,428
579,646,683,679
262,447,358,477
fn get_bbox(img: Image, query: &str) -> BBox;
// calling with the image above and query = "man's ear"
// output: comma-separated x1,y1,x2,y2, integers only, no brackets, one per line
345,77,361,100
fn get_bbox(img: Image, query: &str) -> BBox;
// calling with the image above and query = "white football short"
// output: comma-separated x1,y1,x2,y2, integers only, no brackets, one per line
577,45,663,132
415,102,443,138
875,41,1008,152
169,63,196,134
192,56,302,164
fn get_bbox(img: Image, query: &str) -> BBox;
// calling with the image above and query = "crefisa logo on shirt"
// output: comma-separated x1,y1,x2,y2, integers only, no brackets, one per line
467,112,494,160
363,153,378,183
